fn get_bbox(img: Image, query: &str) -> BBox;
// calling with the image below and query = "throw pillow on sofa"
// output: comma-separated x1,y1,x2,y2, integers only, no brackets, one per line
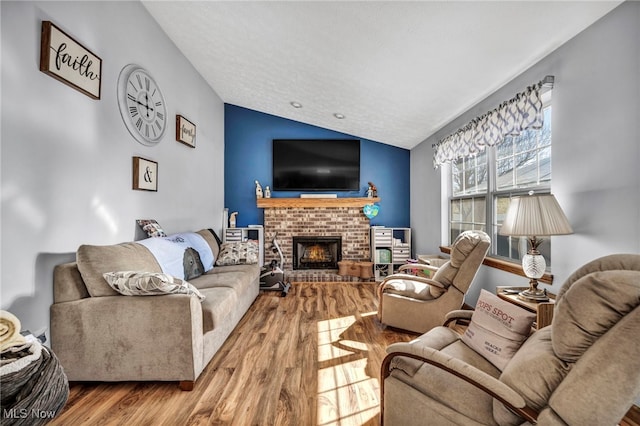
103,271,205,301
461,289,535,370
136,219,167,237
215,241,259,266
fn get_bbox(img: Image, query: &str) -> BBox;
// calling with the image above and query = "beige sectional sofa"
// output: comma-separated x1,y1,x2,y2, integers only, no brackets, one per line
50,229,259,390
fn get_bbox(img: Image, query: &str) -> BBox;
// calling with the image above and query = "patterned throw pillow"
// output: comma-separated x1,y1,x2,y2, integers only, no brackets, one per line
461,289,535,370
103,271,205,301
215,241,259,266
136,219,167,238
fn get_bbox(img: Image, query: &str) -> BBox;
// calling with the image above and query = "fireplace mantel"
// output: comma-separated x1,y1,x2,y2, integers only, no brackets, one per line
257,197,380,208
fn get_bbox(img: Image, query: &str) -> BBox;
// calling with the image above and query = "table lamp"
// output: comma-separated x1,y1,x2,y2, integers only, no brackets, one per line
499,193,573,301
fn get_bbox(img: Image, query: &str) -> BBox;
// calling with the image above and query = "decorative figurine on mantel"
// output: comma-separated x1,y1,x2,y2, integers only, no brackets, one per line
229,211,238,228
255,180,263,198
264,186,271,198
367,181,378,198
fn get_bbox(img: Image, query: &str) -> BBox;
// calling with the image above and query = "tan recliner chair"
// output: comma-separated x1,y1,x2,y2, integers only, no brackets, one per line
377,230,491,334
381,254,640,425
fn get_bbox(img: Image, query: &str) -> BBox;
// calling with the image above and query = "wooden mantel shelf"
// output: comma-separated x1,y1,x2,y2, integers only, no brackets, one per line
257,197,380,208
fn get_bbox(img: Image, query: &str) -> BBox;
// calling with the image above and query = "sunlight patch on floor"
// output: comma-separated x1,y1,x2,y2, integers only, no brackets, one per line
316,315,380,425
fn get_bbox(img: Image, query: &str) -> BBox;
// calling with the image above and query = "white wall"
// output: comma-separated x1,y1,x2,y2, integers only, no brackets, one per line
1,1,225,337
410,138,442,256
411,1,640,303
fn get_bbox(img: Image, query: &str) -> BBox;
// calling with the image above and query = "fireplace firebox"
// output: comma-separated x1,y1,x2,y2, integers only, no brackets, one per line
293,236,342,270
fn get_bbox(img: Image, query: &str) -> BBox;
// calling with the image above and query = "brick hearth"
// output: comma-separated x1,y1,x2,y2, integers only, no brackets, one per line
263,206,372,282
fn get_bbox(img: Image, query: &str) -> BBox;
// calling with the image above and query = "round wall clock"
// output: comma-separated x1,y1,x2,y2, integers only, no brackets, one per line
117,64,167,146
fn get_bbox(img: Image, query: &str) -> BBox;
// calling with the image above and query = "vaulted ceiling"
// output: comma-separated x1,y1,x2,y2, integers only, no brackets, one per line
142,1,621,150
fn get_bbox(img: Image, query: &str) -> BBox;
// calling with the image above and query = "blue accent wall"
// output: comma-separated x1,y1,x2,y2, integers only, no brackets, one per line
224,104,410,228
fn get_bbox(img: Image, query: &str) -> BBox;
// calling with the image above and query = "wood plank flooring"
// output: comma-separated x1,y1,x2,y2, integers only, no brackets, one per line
50,282,418,426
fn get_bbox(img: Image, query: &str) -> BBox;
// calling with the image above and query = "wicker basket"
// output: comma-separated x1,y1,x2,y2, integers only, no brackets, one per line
338,260,361,277
338,260,374,279
358,262,374,279
1,341,69,425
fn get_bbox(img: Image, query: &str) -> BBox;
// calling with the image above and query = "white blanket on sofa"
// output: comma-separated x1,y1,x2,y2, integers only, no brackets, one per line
137,233,214,280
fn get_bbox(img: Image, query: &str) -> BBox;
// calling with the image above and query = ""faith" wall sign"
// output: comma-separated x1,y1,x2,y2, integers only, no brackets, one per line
40,21,102,100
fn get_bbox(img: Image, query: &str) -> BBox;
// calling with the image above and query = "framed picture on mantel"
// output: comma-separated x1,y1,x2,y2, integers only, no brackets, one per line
176,115,196,148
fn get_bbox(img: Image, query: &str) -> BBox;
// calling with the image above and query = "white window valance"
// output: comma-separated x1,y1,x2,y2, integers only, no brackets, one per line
433,76,553,168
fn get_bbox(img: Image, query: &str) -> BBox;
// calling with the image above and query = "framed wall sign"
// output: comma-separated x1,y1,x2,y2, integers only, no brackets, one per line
39,21,102,99
176,115,196,148
132,157,158,191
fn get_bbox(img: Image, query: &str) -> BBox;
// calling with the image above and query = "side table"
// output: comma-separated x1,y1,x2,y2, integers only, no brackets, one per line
496,286,556,329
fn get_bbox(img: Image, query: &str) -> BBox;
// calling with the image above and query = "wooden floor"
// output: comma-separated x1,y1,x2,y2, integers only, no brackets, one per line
50,282,418,426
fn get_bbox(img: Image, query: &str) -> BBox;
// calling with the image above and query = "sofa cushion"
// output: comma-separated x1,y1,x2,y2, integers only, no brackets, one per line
77,242,161,297
215,241,259,266
461,289,535,370
190,264,260,295
103,271,205,301
199,287,238,333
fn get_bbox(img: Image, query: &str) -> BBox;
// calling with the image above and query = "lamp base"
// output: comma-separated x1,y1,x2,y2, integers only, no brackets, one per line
520,247,549,302
518,286,549,303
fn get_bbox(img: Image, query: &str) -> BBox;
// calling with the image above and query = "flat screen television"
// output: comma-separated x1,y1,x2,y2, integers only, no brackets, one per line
272,139,360,191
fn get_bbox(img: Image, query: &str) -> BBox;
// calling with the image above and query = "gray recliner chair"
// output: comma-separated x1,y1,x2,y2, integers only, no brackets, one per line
377,230,491,334
380,254,640,425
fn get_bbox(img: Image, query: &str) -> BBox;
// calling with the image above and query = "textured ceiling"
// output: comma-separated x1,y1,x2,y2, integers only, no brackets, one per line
142,1,621,150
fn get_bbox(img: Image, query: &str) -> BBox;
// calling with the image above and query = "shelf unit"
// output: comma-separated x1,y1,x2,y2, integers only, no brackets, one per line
370,227,411,280
223,226,264,266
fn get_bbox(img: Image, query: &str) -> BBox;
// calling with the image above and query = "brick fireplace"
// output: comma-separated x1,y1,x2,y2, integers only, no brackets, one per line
261,200,374,282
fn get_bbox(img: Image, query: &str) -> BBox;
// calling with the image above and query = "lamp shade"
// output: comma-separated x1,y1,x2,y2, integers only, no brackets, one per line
499,194,573,237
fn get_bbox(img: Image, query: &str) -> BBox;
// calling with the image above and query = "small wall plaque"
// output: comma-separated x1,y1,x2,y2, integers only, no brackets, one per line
176,115,196,148
132,157,158,191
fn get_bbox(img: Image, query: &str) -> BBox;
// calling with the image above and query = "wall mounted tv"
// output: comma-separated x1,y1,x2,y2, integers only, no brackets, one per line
272,139,360,191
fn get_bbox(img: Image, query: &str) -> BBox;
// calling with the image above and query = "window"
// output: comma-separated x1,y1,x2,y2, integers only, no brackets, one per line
449,104,552,265
450,151,487,242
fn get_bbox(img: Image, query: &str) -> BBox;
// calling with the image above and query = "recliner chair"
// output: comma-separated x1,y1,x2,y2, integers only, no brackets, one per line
377,230,491,334
380,254,640,425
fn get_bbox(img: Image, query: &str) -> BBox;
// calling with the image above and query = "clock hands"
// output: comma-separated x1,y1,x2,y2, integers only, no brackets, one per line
131,99,147,109
143,93,154,118
129,93,155,118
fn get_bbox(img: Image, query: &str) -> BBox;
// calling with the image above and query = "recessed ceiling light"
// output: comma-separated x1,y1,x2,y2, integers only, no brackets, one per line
290,101,302,108
334,113,345,119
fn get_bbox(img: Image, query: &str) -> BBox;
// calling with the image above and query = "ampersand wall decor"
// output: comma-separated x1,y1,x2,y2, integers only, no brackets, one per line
132,157,158,192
